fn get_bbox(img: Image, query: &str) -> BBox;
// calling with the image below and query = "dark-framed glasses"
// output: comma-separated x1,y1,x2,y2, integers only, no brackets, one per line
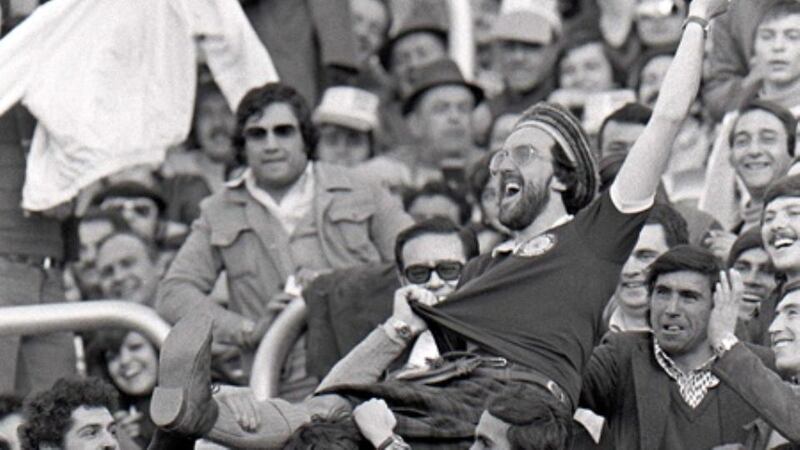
403,261,464,284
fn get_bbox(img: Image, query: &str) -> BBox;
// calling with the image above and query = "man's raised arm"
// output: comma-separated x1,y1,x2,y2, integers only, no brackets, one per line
611,0,730,212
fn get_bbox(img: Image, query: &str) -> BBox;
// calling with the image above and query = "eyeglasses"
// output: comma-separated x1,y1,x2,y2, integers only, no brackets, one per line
403,261,464,284
100,198,157,219
489,145,552,175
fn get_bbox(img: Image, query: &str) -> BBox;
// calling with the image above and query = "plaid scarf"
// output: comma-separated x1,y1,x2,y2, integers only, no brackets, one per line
653,340,719,408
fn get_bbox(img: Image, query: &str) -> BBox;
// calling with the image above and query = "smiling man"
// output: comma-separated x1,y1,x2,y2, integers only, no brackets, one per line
729,100,797,229
157,82,412,399
581,245,774,449
96,232,160,306
704,176,800,445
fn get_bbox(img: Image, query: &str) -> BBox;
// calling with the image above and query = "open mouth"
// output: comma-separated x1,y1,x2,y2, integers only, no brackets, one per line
621,281,646,289
772,235,797,250
773,337,794,350
500,174,523,200
742,161,770,171
660,323,684,334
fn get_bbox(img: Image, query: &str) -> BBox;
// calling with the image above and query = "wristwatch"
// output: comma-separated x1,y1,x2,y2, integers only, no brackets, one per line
391,318,414,341
713,334,739,358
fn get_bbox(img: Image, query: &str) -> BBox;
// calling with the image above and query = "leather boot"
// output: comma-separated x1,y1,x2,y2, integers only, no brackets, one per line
150,311,219,437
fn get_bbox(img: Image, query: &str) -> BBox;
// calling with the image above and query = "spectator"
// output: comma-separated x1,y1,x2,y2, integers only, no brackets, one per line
487,112,522,153
157,82,412,400
581,246,774,449
752,0,800,110
162,78,239,195
702,99,796,260
549,30,619,121
635,49,676,108
71,210,130,301
95,231,161,307
705,0,800,118
86,330,159,449
707,254,800,447
472,383,572,450
18,377,122,450
467,150,510,253
379,6,448,98
727,228,780,328
597,103,652,161
403,182,472,225
311,85,413,190
350,0,392,70
0,396,22,450
487,3,561,116
90,180,194,251
374,59,485,189
312,85,411,192
373,3,449,150
605,203,690,333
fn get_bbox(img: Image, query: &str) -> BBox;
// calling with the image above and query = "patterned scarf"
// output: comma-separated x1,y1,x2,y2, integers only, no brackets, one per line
653,340,720,408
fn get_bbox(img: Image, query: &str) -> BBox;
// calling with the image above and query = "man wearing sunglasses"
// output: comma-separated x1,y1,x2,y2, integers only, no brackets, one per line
157,82,412,400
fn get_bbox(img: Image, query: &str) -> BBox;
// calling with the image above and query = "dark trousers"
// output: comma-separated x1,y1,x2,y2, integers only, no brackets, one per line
0,258,75,395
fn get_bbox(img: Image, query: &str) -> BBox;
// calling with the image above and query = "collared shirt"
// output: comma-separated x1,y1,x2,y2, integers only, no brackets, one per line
491,214,574,258
235,163,316,235
653,340,720,408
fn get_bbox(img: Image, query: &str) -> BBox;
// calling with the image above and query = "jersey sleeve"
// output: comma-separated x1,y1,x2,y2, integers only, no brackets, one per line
573,190,650,265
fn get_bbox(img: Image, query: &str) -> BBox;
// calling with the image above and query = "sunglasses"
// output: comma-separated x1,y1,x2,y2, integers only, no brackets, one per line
403,261,464,284
100,199,157,219
489,145,553,175
242,124,298,140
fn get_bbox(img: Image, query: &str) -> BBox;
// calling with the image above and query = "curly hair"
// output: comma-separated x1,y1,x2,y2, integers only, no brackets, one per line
232,82,318,166
19,377,119,450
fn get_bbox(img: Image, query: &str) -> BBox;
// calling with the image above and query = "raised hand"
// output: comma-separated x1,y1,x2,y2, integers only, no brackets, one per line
708,269,743,348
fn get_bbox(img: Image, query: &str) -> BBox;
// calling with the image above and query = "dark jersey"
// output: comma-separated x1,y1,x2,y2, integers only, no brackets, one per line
413,191,649,406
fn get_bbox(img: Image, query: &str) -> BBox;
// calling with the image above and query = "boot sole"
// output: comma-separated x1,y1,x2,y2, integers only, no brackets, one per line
150,312,213,430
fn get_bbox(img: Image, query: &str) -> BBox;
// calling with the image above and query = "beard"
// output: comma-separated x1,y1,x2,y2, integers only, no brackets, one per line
499,175,551,231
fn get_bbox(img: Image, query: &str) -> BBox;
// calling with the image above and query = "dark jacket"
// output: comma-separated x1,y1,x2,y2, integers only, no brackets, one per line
713,343,800,448
581,332,774,449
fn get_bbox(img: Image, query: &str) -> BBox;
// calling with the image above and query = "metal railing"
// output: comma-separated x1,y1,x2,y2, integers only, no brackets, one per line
250,299,308,401
0,300,171,347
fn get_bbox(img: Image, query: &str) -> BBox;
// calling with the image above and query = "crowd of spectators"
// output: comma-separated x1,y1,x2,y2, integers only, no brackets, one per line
2,0,800,448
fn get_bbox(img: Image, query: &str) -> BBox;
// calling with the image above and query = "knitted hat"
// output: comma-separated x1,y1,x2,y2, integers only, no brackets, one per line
514,102,599,213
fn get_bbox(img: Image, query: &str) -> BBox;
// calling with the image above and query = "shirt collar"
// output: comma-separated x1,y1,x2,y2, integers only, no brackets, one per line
491,214,574,258
653,339,720,408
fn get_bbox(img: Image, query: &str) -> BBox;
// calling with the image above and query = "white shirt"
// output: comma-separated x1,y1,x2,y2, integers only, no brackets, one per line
242,163,315,236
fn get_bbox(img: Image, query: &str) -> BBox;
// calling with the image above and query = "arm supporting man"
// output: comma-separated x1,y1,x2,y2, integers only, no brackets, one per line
612,0,728,211
316,286,431,391
712,344,800,443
